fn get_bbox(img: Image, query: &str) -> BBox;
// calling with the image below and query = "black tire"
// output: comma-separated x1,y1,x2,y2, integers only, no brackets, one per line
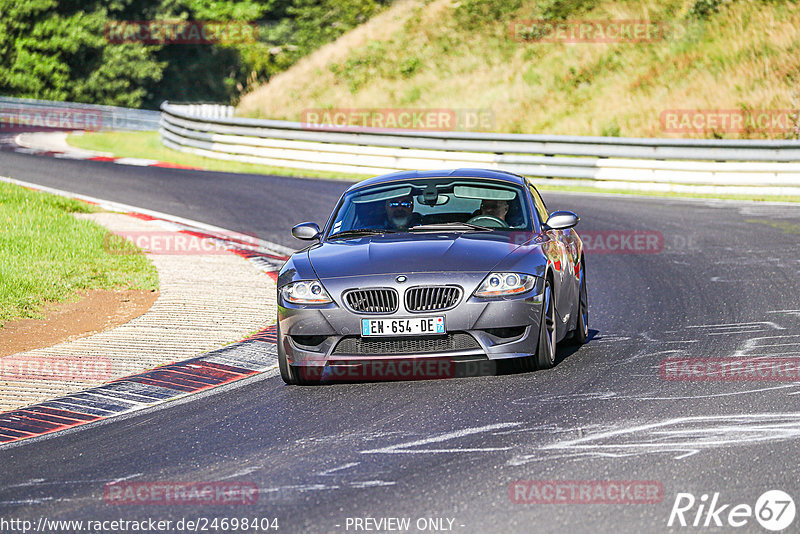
518,353,536,373
507,351,536,374
568,259,588,345
278,340,299,385
278,329,318,385
535,278,557,369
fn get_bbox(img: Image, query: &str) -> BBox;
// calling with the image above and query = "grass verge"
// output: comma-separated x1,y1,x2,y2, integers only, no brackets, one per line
68,130,800,203
0,181,159,325
238,0,800,140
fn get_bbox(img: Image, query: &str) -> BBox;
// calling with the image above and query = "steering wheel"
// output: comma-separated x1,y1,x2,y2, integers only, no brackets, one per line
466,214,509,229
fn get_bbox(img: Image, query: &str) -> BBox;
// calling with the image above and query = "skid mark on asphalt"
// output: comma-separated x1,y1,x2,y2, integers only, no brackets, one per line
296,430,409,447
510,392,619,405
0,474,145,506
252,424,527,498
686,321,785,334
491,315,800,464
318,462,360,476
711,253,787,267
509,413,800,463
360,422,522,454
600,317,798,367
592,334,632,343
349,480,397,488
0,497,54,506
631,383,800,400
199,458,396,502
250,479,398,503
595,322,785,350
511,384,800,407
576,315,800,390
733,334,800,357
515,381,800,402
770,309,800,318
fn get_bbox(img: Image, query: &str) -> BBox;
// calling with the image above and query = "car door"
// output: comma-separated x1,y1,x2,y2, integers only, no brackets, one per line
527,182,578,339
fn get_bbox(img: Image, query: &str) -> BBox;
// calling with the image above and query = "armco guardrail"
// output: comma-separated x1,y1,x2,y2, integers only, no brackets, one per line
1,96,160,131
160,102,800,193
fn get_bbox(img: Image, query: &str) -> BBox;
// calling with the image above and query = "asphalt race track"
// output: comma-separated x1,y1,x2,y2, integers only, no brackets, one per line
2,149,800,533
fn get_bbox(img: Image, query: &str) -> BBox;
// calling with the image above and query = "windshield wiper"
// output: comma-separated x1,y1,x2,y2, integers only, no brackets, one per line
328,228,397,239
409,222,494,232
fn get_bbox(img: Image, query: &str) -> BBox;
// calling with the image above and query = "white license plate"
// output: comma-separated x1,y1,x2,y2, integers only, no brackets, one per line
361,317,445,337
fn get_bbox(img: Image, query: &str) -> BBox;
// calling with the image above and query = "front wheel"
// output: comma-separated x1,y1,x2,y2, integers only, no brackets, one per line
535,279,557,369
278,343,301,385
278,329,318,385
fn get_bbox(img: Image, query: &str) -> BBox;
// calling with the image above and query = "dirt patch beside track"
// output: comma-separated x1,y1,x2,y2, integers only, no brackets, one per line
0,289,158,357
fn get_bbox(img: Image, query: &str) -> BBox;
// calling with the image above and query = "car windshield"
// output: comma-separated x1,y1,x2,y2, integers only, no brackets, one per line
327,177,532,238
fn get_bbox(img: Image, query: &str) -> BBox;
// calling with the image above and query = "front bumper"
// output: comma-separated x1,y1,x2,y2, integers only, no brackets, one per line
277,274,544,369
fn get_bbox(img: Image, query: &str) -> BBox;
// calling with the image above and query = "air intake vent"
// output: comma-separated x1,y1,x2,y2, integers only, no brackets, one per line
405,286,462,312
345,288,398,314
333,333,480,355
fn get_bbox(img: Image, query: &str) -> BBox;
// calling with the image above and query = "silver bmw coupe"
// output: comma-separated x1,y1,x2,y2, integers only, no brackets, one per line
277,168,587,385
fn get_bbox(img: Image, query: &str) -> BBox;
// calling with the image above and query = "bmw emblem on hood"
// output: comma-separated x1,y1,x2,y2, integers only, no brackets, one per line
396,275,407,283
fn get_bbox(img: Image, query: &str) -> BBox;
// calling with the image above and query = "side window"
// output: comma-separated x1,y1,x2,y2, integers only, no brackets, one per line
527,182,549,224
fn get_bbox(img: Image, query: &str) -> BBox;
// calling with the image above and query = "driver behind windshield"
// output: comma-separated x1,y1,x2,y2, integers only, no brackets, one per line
384,194,419,230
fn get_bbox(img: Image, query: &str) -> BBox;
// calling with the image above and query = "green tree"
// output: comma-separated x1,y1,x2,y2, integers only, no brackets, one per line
0,0,392,108
0,0,163,107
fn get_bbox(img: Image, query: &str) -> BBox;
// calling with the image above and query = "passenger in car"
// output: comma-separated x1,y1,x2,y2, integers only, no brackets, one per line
478,199,510,221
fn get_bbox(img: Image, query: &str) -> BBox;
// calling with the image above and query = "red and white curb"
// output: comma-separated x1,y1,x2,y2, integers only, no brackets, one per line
2,131,201,170
0,326,279,446
0,176,294,446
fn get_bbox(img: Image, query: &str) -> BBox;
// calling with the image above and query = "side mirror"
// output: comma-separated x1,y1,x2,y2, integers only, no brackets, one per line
291,222,321,240
545,211,579,230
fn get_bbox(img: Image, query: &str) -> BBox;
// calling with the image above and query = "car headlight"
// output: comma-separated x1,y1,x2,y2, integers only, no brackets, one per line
282,280,332,304
474,272,537,298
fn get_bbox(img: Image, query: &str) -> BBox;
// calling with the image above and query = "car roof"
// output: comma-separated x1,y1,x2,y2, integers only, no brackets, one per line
345,168,528,193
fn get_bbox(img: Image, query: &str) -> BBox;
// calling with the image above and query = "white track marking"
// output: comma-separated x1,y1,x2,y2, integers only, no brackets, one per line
113,157,159,166
633,384,800,401
258,484,340,495
733,334,800,357
687,321,785,331
769,310,800,318
540,413,800,460
218,467,263,480
108,473,143,484
349,480,396,488
318,462,360,476
0,497,54,505
511,392,618,405
360,422,521,454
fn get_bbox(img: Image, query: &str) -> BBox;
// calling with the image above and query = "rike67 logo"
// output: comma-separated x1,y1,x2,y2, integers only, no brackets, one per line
668,490,796,531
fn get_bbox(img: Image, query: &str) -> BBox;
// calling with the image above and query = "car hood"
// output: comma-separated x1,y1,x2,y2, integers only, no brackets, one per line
307,232,535,279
